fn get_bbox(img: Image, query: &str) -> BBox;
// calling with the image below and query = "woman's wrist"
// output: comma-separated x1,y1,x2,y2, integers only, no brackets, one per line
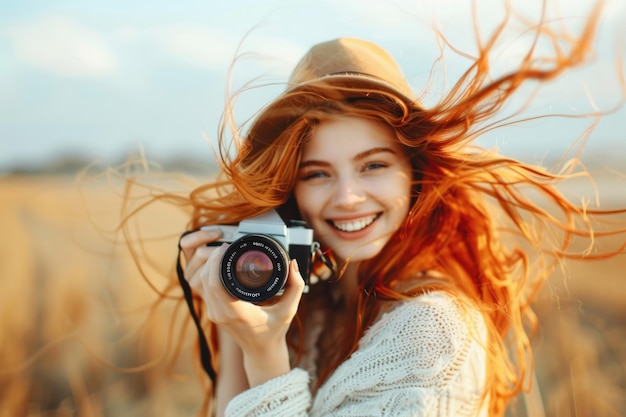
242,340,291,388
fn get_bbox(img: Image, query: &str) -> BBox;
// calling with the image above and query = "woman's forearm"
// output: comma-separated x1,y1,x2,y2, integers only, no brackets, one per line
214,328,249,417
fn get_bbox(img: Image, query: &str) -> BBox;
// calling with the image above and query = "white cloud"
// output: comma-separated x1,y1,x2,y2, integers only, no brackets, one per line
154,24,237,70
6,15,118,78
153,24,303,75
113,25,145,44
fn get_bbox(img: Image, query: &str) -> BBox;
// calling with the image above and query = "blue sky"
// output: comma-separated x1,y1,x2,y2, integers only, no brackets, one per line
1,0,625,173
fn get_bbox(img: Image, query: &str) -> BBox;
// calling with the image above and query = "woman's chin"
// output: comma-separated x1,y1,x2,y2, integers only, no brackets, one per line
332,238,388,264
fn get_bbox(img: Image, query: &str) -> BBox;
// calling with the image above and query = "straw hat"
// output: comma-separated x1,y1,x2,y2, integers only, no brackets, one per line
247,37,420,143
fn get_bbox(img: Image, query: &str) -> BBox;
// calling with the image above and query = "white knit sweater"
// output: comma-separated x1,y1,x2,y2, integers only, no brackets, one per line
225,292,489,417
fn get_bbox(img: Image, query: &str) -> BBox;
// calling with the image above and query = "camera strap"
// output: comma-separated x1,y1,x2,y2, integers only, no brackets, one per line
176,230,217,383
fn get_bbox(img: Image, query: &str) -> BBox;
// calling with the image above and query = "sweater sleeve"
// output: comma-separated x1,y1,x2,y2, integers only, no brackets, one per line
224,368,311,417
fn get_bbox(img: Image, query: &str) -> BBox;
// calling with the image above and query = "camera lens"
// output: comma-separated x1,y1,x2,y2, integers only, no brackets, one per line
220,234,290,302
235,250,274,289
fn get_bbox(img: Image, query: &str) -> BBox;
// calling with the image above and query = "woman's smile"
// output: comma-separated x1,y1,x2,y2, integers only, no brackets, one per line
328,213,381,233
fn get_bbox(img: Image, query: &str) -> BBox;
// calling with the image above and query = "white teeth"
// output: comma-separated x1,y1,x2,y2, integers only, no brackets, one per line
332,214,378,232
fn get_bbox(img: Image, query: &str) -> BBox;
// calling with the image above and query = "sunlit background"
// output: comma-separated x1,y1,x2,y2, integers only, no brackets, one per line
1,1,625,416
2,0,625,173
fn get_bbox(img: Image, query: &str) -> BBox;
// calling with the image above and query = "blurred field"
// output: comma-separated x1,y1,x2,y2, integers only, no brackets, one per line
0,173,204,416
1,172,624,417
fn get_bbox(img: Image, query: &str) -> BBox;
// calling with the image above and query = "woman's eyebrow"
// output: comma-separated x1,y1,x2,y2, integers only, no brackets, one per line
354,147,396,161
299,147,396,169
298,159,330,169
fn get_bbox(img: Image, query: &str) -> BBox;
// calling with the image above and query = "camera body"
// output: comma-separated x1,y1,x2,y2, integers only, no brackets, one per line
203,209,314,303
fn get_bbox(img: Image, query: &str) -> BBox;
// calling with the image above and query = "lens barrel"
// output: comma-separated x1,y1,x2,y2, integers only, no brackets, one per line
220,234,290,302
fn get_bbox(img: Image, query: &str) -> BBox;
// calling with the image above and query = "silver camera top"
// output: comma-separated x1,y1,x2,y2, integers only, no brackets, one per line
202,209,313,247
238,209,289,237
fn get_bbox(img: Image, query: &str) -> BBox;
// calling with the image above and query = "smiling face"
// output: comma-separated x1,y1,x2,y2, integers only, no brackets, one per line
294,116,413,263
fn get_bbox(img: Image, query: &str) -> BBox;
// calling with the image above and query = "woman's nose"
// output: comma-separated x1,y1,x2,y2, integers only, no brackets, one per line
332,177,366,208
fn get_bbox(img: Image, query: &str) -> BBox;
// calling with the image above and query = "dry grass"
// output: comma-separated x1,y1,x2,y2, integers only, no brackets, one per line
0,173,624,417
0,175,203,416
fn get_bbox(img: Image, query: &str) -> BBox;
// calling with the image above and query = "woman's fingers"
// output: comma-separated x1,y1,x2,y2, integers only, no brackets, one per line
268,260,305,319
179,228,223,262
202,243,228,292
200,243,233,320
179,228,224,291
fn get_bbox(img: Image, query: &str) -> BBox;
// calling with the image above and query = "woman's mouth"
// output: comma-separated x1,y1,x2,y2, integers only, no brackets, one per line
329,213,380,232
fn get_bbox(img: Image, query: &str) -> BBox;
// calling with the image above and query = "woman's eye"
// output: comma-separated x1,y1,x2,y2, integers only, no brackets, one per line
301,171,329,180
363,161,388,171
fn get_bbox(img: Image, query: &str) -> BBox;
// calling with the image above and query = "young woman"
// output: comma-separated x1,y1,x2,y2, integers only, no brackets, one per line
128,3,625,417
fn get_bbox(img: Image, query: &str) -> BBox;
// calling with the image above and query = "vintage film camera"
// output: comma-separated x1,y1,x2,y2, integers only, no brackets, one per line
203,210,314,303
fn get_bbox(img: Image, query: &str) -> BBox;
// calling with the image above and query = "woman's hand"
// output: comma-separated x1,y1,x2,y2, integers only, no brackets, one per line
180,228,305,388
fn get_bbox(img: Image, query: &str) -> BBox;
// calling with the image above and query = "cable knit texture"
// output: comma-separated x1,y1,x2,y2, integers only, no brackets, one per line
225,292,488,417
